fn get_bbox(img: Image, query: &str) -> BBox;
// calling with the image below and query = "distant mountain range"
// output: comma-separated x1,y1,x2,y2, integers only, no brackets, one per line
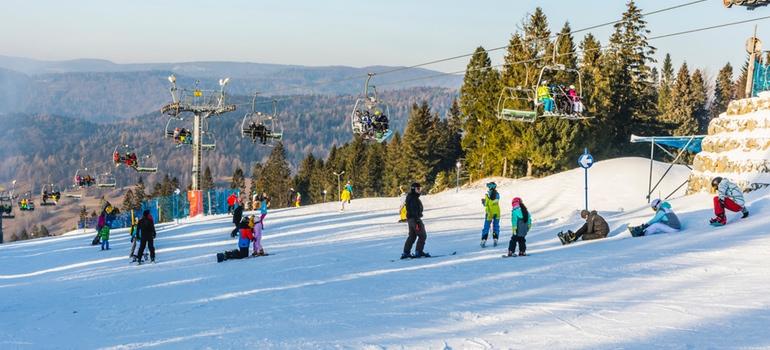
0,55,462,121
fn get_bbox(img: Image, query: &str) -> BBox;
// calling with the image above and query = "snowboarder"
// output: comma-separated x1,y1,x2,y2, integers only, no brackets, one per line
135,210,157,264
629,199,681,237
218,216,255,262
227,192,238,214
480,182,501,248
231,198,243,238
709,177,749,226
401,182,430,259
507,197,531,257
95,204,115,250
558,210,609,245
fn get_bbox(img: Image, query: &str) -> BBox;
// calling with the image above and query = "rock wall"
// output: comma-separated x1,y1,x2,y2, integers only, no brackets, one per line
688,92,770,193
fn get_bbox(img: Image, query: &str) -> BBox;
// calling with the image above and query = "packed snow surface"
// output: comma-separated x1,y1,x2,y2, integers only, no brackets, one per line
2,157,769,349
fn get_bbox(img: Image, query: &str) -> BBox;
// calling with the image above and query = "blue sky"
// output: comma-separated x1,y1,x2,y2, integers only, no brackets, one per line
1,0,769,77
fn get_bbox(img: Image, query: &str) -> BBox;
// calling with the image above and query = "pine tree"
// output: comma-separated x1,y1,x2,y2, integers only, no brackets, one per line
259,143,292,207
736,56,750,99
578,33,602,134
459,46,501,179
658,53,675,116
20,228,29,240
79,205,88,225
383,133,405,196
294,153,316,204
122,189,135,212
39,225,49,237
230,167,246,194
712,63,734,122
363,143,386,196
201,166,214,191
665,62,700,136
133,177,146,209
402,102,437,188
690,69,709,133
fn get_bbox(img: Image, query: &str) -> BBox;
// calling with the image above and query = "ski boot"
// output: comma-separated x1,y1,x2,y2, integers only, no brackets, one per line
493,238,498,247
505,251,514,257
628,225,646,237
400,252,412,260
557,231,568,245
742,207,750,219
480,240,487,248
518,251,527,257
414,251,431,258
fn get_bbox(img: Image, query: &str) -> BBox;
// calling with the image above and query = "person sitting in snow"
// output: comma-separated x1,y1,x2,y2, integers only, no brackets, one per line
558,210,609,245
709,177,749,226
480,182,501,248
629,199,681,237
221,216,256,261
507,197,531,257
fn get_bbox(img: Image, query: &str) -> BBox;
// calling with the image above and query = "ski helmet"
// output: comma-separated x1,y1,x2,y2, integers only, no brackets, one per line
711,177,723,188
650,198,662,210
486,182,496,190
511,197,521,207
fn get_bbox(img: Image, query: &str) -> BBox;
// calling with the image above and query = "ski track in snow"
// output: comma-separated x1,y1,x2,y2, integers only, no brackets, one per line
1,158,770,349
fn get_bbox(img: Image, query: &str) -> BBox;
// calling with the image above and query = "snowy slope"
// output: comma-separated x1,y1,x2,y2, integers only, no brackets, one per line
1,157,770,349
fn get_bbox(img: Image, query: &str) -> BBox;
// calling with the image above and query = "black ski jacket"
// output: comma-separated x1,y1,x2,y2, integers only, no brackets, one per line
405,190,423,219
232,205,244,225
137,217,156,240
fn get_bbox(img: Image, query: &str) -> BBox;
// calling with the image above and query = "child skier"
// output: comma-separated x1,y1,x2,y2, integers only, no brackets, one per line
97,205,115,250
259,193,269,229
629,199,681,236
709,177,749,226
507,197,531,257
128,217,141,260
251,216,267,256
480,182,501,248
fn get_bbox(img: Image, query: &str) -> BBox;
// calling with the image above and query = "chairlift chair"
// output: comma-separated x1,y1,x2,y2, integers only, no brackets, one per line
241,96,284,147
73,167,95,188
96,171,117,188
351,73,393,143
17,191,35,211
113,145,158,173
40,183,61,206
497,64,591,122
0,195,14,219
164,118,193,147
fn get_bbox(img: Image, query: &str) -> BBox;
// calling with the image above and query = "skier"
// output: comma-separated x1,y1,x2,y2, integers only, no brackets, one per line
294,192,301,207
480,182,501,248
506,197,531,257
251,215,267,256
287,187,296,207
96,204,115,250
401,182,430,259
135,209,157,264
709,177,749,226
340,183,352,211
537,80,555,114
629,199,681,236
558,210,609,245
568,85,583,114
231,198,243,238
398,185,407,223
227,192,238,214
218,216,255,262
128,217,141,261
259,192,269,229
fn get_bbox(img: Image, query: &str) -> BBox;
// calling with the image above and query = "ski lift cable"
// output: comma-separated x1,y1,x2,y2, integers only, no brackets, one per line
243,0,707,97
376,15,770,88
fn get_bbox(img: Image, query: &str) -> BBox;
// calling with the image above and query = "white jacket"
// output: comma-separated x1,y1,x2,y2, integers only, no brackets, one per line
718,179,745,206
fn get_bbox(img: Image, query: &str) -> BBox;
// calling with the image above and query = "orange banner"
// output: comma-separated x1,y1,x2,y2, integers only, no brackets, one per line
188,190,203,217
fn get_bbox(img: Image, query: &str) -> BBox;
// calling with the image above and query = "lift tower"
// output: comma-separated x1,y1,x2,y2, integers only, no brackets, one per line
160,75,235,213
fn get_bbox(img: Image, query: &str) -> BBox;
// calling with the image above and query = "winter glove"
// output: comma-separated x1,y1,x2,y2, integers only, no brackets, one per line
481,198,485,206
640,223,649,229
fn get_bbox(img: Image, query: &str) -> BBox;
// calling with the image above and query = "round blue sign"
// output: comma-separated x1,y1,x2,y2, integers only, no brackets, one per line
578,153,594,169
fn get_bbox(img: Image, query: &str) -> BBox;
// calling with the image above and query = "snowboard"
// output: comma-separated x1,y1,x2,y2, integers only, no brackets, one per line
557,231,569,245
217,252,272,263
501,253,529,258
392,251,456,262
